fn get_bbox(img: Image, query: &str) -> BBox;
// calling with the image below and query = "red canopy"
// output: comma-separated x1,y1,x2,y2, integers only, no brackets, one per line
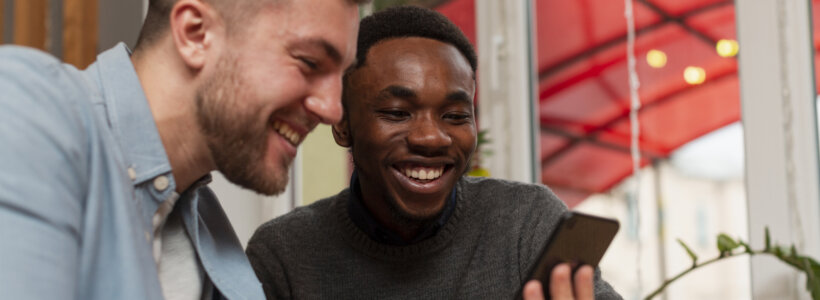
437,0,745,207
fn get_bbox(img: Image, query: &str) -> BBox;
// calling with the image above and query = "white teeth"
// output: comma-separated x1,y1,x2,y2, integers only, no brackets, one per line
273,120,302,145
402,166,445,180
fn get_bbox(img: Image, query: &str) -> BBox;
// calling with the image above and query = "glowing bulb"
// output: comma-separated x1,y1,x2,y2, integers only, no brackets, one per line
684,66,706,85
716,39,739,57
646,49,667,68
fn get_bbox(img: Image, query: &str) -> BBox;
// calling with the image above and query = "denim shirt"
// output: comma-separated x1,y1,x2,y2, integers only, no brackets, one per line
0,43,264,299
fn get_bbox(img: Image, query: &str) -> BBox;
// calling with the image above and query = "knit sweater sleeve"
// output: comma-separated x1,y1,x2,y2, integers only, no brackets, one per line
514,182,622,299
514,182,568,280
246,226,292,300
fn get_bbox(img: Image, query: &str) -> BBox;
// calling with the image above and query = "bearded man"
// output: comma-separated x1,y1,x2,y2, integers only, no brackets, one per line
0,0,367,298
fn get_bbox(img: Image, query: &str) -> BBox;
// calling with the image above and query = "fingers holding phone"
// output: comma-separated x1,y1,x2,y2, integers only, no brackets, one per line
551,264,594,300
519,212,619,299
522,264,594,300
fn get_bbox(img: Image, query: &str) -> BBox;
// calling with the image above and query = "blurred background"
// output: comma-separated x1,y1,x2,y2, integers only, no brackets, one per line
4,0,820,299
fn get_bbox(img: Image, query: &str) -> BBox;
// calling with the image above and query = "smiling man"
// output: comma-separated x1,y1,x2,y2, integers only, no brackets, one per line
0,0,365,299
246,6,620,299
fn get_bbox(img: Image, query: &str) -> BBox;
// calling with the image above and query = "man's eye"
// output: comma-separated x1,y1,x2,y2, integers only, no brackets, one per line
444,113,471,122
378,110,410,120
299,58,319,70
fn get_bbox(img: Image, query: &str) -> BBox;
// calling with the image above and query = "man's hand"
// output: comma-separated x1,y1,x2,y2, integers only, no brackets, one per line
522,263,595,300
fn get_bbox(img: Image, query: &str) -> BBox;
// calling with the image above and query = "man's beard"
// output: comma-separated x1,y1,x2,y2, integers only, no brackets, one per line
195,54,290,196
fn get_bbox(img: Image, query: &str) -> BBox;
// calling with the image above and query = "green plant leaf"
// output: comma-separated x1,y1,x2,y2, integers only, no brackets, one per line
476,129,491,145
677,239,698,267
647,229,820,300
808,257,820,275
774,245,785,257
765,227,771,251
738,240,753,254
717,234,740,255
808,271,820,300
801,258,815,290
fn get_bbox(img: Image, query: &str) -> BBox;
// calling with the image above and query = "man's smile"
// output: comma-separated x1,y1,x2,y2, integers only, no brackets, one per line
390,161,456,195
396,162,451,180
272,119,306,146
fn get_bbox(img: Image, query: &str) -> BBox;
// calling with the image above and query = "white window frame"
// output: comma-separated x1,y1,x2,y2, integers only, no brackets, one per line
737,0,820,299
475,0,539,183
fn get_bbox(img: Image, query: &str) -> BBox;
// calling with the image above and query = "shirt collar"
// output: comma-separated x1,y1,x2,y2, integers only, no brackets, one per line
90,43,176,192
347,170,457,246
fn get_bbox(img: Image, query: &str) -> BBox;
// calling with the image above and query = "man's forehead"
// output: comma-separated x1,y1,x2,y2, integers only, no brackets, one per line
361,41,471,85
367,37,468,67
265,0,359,64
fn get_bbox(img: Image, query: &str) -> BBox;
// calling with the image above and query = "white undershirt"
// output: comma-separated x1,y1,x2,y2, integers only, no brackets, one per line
152,193,210,300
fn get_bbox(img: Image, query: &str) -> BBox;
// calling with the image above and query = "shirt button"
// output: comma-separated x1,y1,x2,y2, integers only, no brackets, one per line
127,167,137,181
153,176,169,191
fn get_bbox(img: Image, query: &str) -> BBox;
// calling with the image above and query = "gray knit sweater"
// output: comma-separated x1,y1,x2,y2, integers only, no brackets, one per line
246,177,621,299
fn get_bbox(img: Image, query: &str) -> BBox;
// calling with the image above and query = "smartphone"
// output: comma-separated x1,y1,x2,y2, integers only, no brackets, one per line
519,211,619,299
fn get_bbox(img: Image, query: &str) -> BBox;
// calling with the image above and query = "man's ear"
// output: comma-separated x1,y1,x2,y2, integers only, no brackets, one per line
169,0,220,70
332,117,352,148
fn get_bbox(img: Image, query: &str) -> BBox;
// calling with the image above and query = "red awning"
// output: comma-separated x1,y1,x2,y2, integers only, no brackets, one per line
536,0,739,206
437,0,748,207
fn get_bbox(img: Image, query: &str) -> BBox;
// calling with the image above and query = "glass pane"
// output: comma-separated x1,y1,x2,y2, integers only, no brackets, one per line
534,0,749,298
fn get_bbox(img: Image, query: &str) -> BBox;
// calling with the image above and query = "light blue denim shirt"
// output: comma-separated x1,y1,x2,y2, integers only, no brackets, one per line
0,43,265,300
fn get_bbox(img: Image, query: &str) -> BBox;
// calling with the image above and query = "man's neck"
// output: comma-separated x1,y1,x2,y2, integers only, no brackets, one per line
359,197,422,241
131,43,215,193
354,180,441,242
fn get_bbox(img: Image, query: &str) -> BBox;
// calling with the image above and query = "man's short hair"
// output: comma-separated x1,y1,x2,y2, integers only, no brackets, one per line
351,5,477,73
135,0,371,50
135,0,175,48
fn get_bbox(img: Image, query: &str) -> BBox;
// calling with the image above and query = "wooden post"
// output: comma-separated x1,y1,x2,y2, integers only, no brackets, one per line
13,0,48,50
63,0,97,69
0,0,4,42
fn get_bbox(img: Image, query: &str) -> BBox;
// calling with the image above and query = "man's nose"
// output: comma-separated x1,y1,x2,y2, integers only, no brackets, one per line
305,76,343,124
407,118,452,155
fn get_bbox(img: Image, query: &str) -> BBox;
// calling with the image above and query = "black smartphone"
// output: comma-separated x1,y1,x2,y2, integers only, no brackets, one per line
518,211,619,299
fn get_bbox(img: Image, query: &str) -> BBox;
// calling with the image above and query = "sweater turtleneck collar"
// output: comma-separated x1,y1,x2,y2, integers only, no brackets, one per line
346,170,457,246
335,175,467,260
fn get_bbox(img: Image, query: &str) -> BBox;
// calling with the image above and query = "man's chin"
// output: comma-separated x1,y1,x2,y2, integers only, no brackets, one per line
387,198,444,225
222,168,290,196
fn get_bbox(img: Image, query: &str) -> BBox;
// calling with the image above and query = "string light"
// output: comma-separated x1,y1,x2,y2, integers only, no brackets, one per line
624,0,644,296
684,66,706,85
716,39,739,58
646,49,667,68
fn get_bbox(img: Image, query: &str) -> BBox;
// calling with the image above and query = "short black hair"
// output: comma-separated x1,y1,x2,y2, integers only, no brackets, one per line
352,5,477,73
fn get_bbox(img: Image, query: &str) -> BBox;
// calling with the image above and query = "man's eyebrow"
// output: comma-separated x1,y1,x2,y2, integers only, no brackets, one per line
376,86,473,105
295,38,343,66
378,85,417,100
446,90,473,105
